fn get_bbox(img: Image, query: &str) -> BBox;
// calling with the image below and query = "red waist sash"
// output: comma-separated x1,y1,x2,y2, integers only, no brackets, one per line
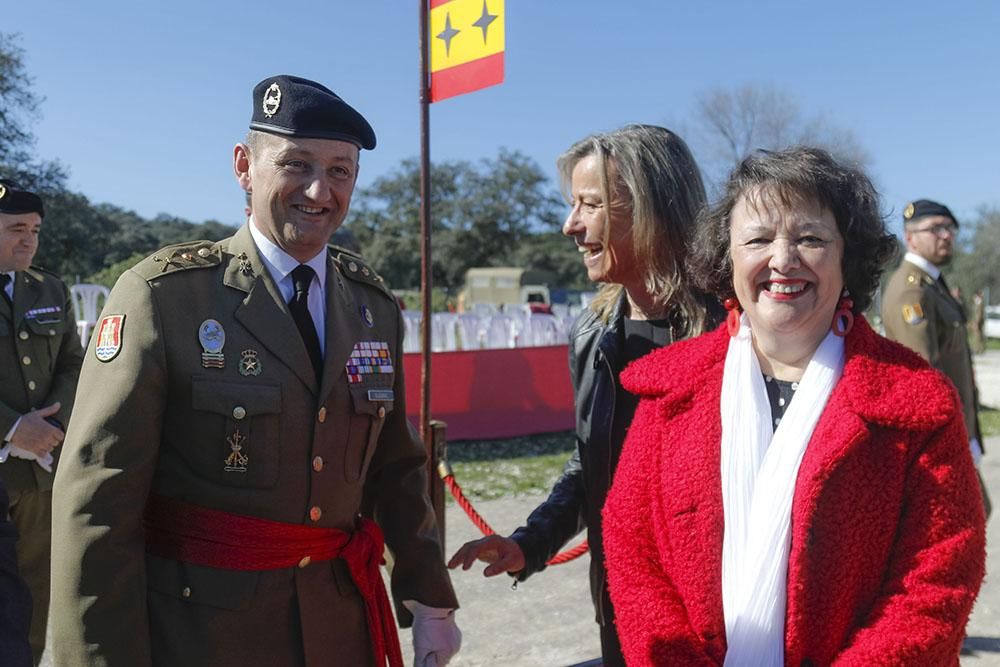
144,494,402,667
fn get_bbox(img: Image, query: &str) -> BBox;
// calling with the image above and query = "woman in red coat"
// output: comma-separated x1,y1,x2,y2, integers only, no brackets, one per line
603,147,986,666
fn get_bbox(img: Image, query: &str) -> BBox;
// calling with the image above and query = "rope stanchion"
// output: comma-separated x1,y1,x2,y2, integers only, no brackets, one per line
438,460,588,565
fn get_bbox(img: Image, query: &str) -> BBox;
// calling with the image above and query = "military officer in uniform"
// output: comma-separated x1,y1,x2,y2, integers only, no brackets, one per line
882,198,989,516
51,76,460,666
0,180,83,663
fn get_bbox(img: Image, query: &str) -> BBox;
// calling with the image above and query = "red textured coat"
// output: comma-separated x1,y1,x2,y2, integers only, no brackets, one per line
603,319,985,666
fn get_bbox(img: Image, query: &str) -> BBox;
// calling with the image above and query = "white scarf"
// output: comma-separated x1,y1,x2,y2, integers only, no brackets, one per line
720,313,845,667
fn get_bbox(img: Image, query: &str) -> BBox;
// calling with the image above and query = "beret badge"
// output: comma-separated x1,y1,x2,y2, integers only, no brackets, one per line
262,82,282,118
903,202,915,220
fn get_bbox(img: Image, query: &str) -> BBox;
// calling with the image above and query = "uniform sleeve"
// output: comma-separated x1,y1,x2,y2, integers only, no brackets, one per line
832,410,986,665
602,399,716,667
363,305,458,626
886,284,940,364
45,279,85,425
50,269,167,667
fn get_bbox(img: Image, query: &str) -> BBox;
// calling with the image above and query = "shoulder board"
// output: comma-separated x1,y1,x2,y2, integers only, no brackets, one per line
26,264,64,280
904,272,934,287
331,250,393,299
132,240,224,280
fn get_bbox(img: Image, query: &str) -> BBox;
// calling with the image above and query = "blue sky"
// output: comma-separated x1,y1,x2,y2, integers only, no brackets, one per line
7,1,1000,235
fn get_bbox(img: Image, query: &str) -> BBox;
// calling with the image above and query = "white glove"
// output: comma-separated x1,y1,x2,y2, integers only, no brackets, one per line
402,600,461,667
8,444,53,473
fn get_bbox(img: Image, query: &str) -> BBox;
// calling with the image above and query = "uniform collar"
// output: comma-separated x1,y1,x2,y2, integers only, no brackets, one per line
904,252,941,280
248,218,327,301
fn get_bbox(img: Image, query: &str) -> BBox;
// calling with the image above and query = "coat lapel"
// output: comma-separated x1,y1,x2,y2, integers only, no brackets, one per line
318,256,360,405
223,226,318,394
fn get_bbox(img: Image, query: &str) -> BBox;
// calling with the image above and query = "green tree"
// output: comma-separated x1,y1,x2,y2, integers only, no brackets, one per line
0,32,67,191
945,206,1000,306
345,150,572,291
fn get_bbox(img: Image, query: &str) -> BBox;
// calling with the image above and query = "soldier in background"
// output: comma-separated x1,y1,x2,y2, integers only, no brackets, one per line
882,199,989,517
0,180,83,663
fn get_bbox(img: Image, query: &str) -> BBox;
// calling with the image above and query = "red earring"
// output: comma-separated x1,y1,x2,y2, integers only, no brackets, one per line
724,297,741,337
832,290,854,337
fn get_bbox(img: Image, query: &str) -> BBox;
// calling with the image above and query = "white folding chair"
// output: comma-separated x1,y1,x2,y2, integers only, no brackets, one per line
69,283,111,348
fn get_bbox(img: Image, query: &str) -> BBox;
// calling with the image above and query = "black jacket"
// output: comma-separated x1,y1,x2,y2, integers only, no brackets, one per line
509,295,631,625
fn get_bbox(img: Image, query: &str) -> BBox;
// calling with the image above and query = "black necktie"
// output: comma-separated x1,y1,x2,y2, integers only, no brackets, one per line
0,273,12,307
289,265,323,380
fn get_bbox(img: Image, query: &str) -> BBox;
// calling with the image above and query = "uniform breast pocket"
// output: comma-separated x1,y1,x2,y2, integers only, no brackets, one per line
190,379,282,488
344,384,394,482
23,315,73,373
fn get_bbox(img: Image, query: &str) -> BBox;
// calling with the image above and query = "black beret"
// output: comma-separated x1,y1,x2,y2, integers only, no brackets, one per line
903,199,958,227
249,75,376,150
0,180,44,217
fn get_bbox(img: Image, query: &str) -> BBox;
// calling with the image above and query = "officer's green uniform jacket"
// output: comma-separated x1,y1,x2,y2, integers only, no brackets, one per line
0,266,82,490
882,257,981,445
51,224,457,666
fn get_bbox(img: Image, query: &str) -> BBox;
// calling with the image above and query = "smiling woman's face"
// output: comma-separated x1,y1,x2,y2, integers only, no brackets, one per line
729,189,844,353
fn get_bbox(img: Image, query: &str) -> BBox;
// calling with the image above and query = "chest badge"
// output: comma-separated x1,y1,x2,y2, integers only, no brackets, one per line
360,304,375,328
224,428,249,472
239,349,262,376
198,319,226,369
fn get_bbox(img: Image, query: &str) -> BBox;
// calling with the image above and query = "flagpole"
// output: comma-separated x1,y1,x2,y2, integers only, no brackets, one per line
418,0,432,447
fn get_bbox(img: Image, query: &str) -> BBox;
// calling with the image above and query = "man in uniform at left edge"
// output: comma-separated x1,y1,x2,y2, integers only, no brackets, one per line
50,76,460,666
0,179,83,664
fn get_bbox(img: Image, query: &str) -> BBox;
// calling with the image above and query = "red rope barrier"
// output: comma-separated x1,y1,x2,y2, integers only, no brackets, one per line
440,465,588,566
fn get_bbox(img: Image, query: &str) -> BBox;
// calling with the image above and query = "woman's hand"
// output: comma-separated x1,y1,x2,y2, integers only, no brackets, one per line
447,536,526,577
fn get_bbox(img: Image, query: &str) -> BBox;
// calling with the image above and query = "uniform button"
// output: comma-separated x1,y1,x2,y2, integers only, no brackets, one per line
317,407,327,423
21,356,30,366
309,506,322,522
181,586,192,598
28,381,36,391
18,331,28,340
49,329,56,335
232,406,247,420
377,406,386,419
312,456,324,472
181,252,193,261
197,247,211,258
348,261,358,272
298,556,312,568
362,266,371,277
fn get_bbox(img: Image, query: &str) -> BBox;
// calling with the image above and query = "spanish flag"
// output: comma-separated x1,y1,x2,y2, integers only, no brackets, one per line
429,0,505,103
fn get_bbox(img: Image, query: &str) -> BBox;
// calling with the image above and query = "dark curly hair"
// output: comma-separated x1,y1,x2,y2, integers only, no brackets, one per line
687,146,897,314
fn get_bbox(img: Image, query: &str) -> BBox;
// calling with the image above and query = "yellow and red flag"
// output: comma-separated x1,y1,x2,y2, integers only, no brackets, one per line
429,0,505,103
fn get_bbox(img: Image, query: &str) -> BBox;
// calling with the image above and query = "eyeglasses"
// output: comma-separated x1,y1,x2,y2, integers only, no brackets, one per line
911,223,957,237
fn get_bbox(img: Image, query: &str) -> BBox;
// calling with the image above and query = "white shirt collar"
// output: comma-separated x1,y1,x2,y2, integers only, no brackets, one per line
248,219,327,298
904,251,940,280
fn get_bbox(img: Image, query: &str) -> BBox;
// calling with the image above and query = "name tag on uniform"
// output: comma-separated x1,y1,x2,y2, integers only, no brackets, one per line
367,389,394,402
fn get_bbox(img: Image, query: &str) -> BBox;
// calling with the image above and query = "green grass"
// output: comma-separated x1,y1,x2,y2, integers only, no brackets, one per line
981,407,1000,437
986,338,1000,351
444,431,575,500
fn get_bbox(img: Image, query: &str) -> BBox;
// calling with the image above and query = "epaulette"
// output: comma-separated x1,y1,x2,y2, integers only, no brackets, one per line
331,250,393,300
132,240,224,281
905,272,935,287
